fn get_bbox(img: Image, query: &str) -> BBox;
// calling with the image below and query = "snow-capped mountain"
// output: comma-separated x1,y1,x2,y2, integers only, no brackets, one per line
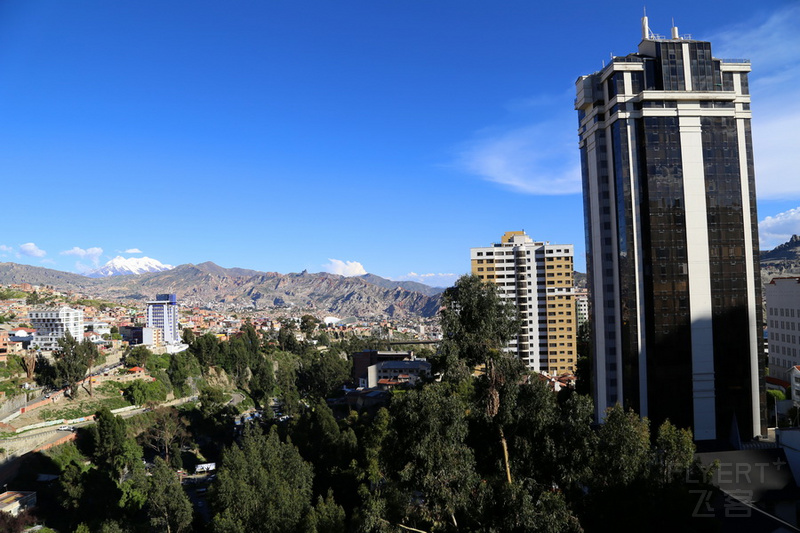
85,256,174,278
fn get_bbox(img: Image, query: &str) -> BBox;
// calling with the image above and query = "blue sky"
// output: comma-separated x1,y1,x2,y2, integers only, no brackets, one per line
1,1,798,287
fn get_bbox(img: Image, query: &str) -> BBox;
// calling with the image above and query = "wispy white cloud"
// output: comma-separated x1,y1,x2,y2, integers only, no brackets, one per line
323,259,367,277
759,207,800,249
61,246,104,274
457,5,799,200
0,245,13,255
19,243,46,258
61,246,103,263
124,248,143,254
709,5,800,200
456,118,581,195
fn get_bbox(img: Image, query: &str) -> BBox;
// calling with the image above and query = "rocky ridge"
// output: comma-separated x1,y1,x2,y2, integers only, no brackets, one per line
761,234,800,286
0,262,442,319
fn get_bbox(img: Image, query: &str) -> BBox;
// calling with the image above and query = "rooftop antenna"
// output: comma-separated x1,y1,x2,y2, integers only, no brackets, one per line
642,7,651,40
671,17,679,39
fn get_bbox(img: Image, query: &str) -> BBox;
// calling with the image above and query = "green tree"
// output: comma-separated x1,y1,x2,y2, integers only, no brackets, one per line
190,333,222,370
767,388,786,411
58,461,86,525
34,353,57,389
582,409,705,532
80,338,102,396
315,331,331,346
240,320,261,356
278,326,301,354
199,385,227,419
360,407,390,487
54,331,90,397
147,457,193,533
305,490,346,533
653,419,695,485
167,350,201,397
125,345,154,369
223,336,251,387
275,355,301,416
92,407,143,483
293,401,358,503
98,521,127,533
181,327,195,345
551,389,597,495
249,355,275,407
143,407,188,468
26,291,45,305
385,383,477,531
297,351,351,400
300,315,319,337
123,379,167,406
438,274,520,485
212,426,314,533
437,274,519,379
591,404,651,489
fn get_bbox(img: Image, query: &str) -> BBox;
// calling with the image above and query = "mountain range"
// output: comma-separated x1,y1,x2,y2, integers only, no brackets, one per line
0,261,443,319
3,235,799,319
86,256,174,278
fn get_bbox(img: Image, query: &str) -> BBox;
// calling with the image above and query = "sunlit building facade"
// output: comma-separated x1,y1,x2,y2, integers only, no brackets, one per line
146,294,180,345
576,18,764,442
29,306,84,351
471,231,576,375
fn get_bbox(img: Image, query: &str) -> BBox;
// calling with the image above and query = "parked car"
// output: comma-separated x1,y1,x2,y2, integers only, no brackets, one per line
57,425,74,432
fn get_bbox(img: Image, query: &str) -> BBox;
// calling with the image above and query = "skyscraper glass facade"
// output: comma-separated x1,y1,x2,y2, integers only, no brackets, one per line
576,21,765,443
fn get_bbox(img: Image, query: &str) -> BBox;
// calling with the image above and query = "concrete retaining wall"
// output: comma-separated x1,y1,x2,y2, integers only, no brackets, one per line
0,394,31,421
33,432,76,452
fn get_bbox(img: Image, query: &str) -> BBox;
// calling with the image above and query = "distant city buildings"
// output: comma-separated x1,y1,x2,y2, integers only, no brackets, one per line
28,306,84,350
766,278,800,381
146,294,180,345
470,231,576,375
577,17,764,442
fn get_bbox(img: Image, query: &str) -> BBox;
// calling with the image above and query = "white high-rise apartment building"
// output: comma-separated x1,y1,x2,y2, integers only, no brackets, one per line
29,306,84,350
574,288,589,328
146,294,180,345
766,278,800,379
471,231,576,375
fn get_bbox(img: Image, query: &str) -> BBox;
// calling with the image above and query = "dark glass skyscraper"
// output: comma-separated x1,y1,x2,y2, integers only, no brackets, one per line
575,18,765,443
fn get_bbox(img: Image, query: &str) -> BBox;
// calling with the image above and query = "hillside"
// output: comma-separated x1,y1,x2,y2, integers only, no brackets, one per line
761,234,800,286
359,273,445,297
0,262,441,319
